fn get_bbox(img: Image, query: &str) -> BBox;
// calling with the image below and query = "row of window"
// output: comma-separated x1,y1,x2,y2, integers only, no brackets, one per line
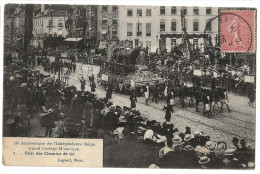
102,6,118,12
127,7,212,17
48,20,63,27
126,20,211,37
159,21,209,32
127,23,151,36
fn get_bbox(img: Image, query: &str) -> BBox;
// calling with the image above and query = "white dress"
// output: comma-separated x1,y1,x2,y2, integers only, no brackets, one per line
144,86,149,99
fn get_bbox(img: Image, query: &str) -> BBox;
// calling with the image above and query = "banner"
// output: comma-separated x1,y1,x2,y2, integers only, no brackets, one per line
61,53,68,58
244,75,255,83
194,70,202,76
102,74,108,81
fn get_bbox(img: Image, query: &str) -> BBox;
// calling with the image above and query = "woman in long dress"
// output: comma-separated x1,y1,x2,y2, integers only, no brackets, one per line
144,83,150,104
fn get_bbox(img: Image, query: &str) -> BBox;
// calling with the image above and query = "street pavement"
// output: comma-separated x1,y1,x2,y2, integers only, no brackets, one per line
32,59,256,147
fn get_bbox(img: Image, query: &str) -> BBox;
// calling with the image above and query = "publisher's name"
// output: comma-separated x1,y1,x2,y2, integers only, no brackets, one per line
58,158,84,163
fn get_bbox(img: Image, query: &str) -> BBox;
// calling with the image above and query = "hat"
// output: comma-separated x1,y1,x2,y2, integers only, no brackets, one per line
215,149,226,159
148,164,159,169
118,115,127,123
183,144,194,151
137,126,147,134
205,141,212,148
130,108,136,112
172,135,182,144
184,134,193,141
199,156,210,164
48,109,53,113
21,83,27,87
248,162,255,168
194,130,201,137
208,142,217,152
225,148,236,156
109,105,116,111
10,76,15,81
217,142,227,150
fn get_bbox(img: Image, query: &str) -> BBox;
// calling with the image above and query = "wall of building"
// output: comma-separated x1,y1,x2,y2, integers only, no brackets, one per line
118,6,218,53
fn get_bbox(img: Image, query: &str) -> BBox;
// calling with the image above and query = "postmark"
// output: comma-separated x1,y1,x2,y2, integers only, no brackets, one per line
220,10,256,53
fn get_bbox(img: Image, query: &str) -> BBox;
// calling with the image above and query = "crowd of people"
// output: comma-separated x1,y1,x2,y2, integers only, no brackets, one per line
3,53,255,169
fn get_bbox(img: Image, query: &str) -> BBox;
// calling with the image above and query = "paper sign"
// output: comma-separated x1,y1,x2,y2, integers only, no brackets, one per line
102,74,108,81
244,75,255,83
2,137,103,167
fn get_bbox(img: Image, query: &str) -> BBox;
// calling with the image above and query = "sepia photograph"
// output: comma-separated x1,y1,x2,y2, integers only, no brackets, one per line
2,2,256,169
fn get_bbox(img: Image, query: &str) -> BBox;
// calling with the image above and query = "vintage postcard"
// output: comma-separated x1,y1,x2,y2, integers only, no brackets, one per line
2,2,256,170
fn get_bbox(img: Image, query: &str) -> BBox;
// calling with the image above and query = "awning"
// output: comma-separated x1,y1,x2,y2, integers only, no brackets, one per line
64,38,83,42
99,41,107,49
101,30,107,34
160,33,209,39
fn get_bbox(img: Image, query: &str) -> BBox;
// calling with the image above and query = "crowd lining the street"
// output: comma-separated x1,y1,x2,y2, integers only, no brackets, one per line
3,53,255,169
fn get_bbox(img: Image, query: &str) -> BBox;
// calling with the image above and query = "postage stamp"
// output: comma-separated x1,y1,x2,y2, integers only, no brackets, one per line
220,10,256,53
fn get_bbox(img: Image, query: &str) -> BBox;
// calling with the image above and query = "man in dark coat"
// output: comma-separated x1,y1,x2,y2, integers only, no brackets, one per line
163,103,173,121
130,89,137,108
80,77,86,91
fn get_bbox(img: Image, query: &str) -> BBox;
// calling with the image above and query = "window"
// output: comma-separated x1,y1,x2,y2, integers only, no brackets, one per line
112,6,118,12
206,7,212,15
171,21,177,31
193,21,199,31
146,23,151,36
193,8,199,15
160,6,165,15
146,9,151,16
127,23,133,36
112,29,117,38
112,19,117,25
160,21,165,31
136,23,142,36
48,20,53,26
127,9,133,17
182,7,187,15
102,19,107,25
58,20,63,27
171,7,177,15
206,20,212,31
137,9,142,17
102,6,108,12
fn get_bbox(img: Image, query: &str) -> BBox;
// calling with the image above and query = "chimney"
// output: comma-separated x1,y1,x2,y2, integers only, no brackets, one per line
41,4,45,12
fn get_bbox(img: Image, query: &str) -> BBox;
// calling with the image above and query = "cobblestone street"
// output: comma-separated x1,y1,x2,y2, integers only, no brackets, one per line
32,60,255,147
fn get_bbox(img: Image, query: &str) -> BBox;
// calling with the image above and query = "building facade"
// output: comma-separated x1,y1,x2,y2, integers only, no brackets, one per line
118,6,218,52
32,5,69,48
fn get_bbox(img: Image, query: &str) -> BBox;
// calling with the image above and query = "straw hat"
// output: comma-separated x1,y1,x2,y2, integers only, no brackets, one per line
215,149,226,159
248,162,255,168
183,144,194,151
199,156,210,164
225,148,236,156
172,135,182,144
208,141,217,152
48,109,54,113
205,141,213,148
148,164,159,169
194,130,201,137
184,134,193,141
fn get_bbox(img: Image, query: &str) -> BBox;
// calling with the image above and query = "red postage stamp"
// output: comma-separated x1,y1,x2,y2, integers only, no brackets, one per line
220,10,256,53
